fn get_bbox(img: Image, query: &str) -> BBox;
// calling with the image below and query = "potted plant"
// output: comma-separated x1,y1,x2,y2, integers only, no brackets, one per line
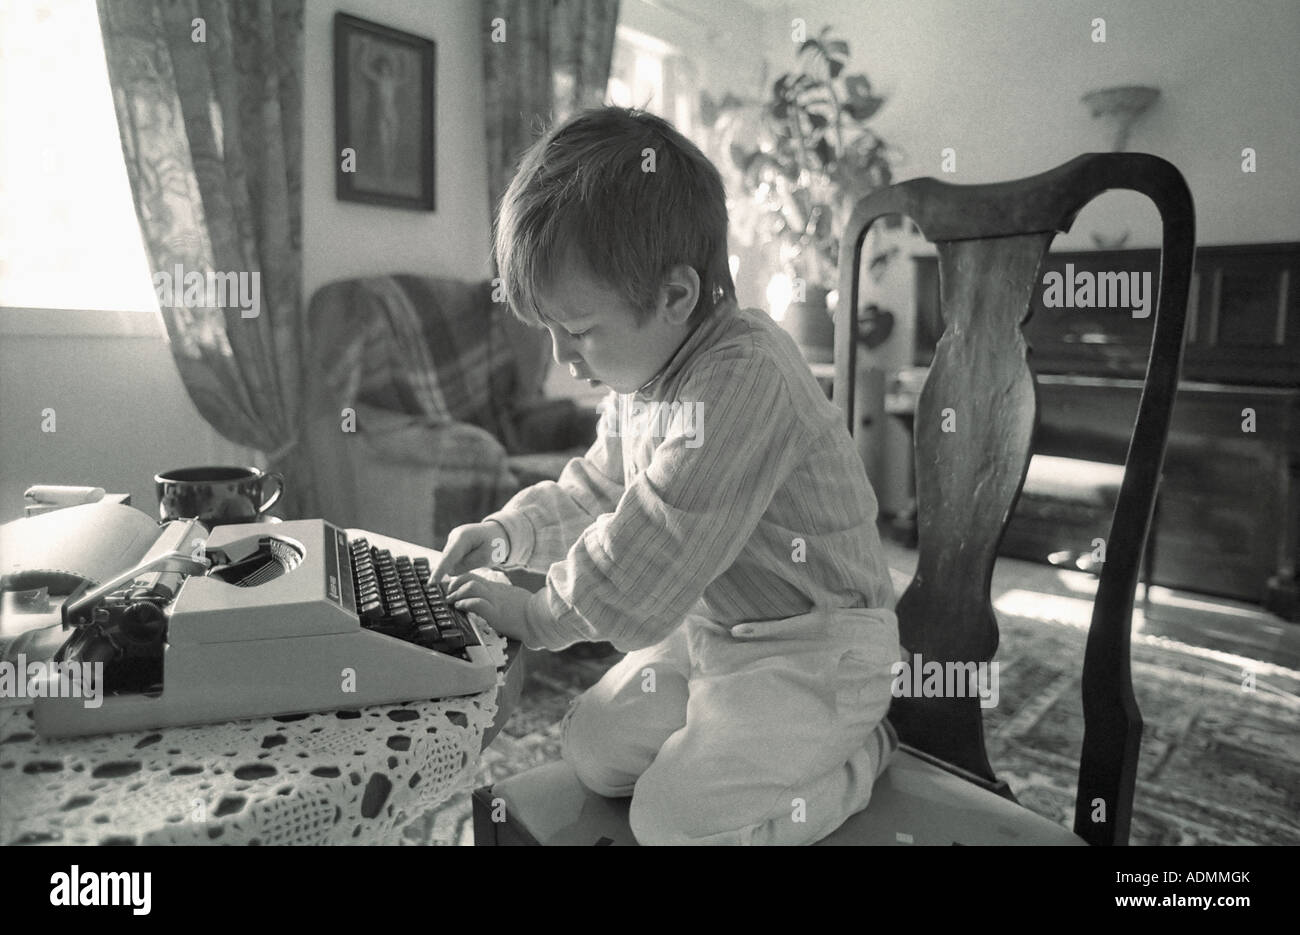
700,27,896,361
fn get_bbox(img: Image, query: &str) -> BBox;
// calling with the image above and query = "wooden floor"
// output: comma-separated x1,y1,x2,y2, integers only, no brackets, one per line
883,541,1300,672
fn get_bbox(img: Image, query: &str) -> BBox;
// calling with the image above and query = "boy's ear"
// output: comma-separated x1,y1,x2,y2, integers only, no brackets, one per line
658,264,700,326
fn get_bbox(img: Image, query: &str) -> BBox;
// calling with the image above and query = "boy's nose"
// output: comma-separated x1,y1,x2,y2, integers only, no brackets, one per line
550,332,580,366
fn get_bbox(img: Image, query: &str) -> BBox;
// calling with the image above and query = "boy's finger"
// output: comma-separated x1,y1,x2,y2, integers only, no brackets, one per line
444,579,468,602
451,596,492,620
463,543,493,570
444,572,485,602
431,543,466,580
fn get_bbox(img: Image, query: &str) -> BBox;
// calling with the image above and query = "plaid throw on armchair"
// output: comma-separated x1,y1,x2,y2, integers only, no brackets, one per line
305,275,596,547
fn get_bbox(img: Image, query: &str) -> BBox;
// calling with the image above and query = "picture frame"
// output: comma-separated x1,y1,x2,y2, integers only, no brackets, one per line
334,12,436,211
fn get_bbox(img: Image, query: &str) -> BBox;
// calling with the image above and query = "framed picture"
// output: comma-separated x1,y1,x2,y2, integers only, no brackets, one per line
334,12,435,211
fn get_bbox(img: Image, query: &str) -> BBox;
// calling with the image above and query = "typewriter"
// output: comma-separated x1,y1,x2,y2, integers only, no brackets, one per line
30,518,496,738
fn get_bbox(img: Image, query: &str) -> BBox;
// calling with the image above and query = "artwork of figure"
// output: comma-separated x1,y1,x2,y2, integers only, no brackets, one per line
334,14,435,210
360,44,406,181
349,35,420,197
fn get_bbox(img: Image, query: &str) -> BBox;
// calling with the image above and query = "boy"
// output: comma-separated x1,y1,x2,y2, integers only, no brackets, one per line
436,107,900,845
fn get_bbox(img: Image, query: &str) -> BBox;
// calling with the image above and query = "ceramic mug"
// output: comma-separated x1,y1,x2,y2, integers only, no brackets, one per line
155,466,284,526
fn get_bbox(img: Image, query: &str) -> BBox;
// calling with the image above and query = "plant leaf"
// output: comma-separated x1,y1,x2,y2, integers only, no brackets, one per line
814,137,834,168
813,206,833,241
844,74,873,99
792,187,812,222
844,95,885,121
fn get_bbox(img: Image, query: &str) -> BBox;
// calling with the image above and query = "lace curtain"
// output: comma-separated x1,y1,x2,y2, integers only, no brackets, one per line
97,0,318,518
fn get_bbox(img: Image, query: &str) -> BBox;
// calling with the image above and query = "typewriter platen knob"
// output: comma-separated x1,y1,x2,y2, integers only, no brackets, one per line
79,630,120,664
119,601,167,647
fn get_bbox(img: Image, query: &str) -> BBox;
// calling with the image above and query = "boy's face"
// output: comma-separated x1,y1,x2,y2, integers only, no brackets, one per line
536,258,698,395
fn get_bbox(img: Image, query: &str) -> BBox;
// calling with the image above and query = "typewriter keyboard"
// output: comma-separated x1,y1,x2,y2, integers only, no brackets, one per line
347,537,481,658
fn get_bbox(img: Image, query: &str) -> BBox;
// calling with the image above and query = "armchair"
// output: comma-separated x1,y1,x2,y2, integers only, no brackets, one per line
303,275,597,547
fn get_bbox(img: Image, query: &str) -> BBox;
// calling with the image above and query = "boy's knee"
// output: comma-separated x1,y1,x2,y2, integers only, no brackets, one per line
558,665,691,800
560,696,636,797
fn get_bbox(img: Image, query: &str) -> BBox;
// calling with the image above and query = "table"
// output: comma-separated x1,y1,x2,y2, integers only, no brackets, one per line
484,638,527,748
0,629,527,846
1,504,533,844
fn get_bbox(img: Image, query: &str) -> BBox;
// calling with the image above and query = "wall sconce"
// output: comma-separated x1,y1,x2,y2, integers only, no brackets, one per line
1081,85,1160,152
1081,85,1160,248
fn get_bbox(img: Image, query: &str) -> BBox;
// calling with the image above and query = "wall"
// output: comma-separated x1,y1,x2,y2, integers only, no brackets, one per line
766,0,1299,248
0,311,256,515
302,0,492,299
756,0,1300,513
1,0,491,519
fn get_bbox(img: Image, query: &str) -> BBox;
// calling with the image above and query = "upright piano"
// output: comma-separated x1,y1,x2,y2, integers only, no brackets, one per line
910,242,1299,618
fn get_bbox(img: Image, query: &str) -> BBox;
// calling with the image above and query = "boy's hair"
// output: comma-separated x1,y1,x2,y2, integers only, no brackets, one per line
494,107,736,328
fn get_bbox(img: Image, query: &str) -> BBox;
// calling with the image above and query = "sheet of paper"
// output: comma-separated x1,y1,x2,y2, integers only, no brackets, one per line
0,502,162,592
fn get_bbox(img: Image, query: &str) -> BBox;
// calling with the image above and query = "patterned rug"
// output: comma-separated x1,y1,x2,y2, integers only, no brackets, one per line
404,584,1300,846
977,611,1300,845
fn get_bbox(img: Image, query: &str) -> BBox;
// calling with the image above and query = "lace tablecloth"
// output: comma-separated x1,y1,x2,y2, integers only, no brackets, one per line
0,626,506,846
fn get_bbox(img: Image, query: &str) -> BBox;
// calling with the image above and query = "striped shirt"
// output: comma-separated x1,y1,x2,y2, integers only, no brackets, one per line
485,298,895,652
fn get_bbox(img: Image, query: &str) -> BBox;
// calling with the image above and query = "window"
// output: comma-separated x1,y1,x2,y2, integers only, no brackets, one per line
606,25,697,141
0,0,156,313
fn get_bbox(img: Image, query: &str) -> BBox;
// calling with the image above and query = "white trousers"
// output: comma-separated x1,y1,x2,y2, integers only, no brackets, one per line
560,606,901,845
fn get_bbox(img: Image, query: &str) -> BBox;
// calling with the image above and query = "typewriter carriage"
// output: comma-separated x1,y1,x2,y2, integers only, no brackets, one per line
205,533,306,587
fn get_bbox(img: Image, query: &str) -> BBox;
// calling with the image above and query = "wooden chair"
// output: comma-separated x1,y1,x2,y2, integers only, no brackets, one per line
472,152,1195,845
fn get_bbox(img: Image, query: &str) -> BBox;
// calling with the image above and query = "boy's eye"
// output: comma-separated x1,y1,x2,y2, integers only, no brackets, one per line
567,328,591,339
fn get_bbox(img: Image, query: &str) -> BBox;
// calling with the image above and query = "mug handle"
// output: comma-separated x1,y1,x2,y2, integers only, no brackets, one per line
257,472,284,514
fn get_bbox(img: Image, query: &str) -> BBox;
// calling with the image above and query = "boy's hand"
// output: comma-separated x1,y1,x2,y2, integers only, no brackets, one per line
431,521,510,580
443,573,532,642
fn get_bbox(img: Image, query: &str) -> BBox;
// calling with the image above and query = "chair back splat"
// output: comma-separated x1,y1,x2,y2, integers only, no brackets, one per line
833,153,1195,846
